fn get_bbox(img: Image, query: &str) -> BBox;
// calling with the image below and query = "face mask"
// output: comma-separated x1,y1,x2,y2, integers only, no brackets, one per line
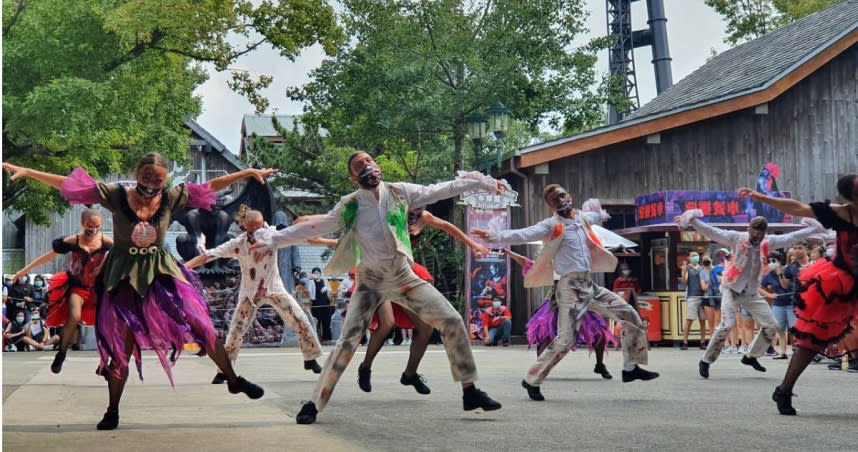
312,273,321,280
492,301,502,309
701,260,711,267
34,281,44,288
84,227,101,237
357,166,381,189
21,277,28,284
15,317,24,324
135,184,162,198
31,315,40,321
768,262,779,270
3,280,11,287
246,231,257,245
690,256,699,264
300,278,308,286
748,235,763,246
622,269,632,276
556,200,574,219
825,248,835,258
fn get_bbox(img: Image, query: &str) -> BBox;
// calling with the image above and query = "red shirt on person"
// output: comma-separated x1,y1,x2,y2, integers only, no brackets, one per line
613,276,641,293
481,305,512,328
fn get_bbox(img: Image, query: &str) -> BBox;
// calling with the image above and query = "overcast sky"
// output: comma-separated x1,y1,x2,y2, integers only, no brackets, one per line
194,0,729,153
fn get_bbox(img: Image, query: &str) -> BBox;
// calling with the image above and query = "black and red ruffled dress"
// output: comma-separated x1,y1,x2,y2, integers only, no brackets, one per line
792,201,858,357
45,235,111,328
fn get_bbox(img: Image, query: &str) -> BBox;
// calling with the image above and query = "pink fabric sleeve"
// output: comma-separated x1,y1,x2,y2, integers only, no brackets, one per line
59,167,101,205
185,183,216,211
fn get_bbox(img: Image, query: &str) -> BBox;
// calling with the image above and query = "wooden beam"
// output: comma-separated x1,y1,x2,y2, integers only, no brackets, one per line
520,29,858,168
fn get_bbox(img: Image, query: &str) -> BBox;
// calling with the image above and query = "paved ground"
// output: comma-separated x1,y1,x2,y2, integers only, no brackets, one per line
3,344,857,451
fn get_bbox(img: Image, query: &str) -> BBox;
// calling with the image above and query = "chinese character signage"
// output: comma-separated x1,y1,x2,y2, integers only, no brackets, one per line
635,190,792,226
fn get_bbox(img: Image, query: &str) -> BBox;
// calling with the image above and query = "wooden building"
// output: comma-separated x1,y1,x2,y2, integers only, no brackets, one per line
497,2,858,339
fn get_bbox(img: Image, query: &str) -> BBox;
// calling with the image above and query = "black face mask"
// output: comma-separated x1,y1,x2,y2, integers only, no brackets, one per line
748,235,763,246
701,260,711,266
556,200,574,219
135,184,162,198
357,166,381,189
84,227,101,237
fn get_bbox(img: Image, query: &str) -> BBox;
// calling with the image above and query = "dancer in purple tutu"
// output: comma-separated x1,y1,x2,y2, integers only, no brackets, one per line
3,154,273,430
506,249,616,379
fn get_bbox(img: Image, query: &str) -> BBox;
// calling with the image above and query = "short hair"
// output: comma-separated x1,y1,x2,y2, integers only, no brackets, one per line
80,208,101,224
542,184,564,203
311,267,322,273
244,210,263,223
749,216,768,231
792,240,807,248
687,250,699,256
767,251,782,261
837,174,857,201
347,151,369,175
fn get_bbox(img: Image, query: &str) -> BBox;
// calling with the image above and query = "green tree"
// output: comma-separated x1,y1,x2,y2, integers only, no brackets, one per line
2,0,343,224
288,0,616,175
705,0,843,45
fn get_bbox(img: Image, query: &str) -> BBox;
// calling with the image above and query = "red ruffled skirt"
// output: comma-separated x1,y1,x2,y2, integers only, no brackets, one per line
45,272,97,328
368,263,433,330
792,259,858,357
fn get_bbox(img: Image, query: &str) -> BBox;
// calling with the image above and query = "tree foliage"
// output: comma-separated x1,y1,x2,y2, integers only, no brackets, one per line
288,0,618,175
705,0,843,45
2,0,343,223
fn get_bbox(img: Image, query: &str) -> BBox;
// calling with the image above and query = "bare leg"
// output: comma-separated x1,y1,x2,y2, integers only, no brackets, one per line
361,301,395,369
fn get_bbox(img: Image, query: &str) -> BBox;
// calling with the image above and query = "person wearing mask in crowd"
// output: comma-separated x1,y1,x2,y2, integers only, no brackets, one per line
5,311,36,351
781,242,811,358
186,209,324,384
613,261,642,293
474,185,657,402
259,151,504,424
680,251,709,350
307,267,334,343
3,154,270,430
7,275,35,321
24,307,59,350
740,176,858,414
760,252,793,359
675,209,823,379
31,275,48,310
482,299,512,347
12,208,113,373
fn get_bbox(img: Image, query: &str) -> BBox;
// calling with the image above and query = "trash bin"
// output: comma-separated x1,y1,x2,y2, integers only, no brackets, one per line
636,294,662,343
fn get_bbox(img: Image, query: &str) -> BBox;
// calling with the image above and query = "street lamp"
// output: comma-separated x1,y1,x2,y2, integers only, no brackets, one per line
465,103,512,174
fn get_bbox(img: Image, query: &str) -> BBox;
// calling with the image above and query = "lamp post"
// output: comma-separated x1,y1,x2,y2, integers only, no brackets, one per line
465,102,512,174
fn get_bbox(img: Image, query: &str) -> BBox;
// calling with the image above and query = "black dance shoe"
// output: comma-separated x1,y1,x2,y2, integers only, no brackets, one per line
51,350,67,374
593,363,612,380
358,363,372,392
772,387,797,415
304,359,322,374
227,376,264,399
296,401,318,424
741,355,766,372
400,372,431,395
698,360,710,379
96,407,119,430
211,372,227,384
463,387,502,411
520,380,545,401
622,365,660,382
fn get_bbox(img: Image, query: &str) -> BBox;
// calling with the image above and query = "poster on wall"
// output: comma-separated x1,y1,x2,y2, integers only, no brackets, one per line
635,190,792,226
461,185,518,343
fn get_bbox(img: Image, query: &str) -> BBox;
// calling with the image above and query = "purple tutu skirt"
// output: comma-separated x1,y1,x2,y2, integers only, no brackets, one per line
96,265,216,387
526,299,618,352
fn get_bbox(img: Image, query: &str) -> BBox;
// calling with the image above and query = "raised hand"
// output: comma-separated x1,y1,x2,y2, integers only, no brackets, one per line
738,187,761,200
250,168,278,184
2,162,30,181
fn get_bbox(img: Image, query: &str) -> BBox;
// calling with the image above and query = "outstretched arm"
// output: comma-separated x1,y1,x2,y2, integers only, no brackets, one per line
674,210,739,247
208,168,278,192
308,237,339,247
504,249,527,267
423,212,489,259
738,188,814,218
13,250,59,282
2,163,67,190
185,253,208,269
399,172,505,208
473,217,555,246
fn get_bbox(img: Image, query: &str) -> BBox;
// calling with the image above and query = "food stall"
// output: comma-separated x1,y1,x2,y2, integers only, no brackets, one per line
616,190,806,343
